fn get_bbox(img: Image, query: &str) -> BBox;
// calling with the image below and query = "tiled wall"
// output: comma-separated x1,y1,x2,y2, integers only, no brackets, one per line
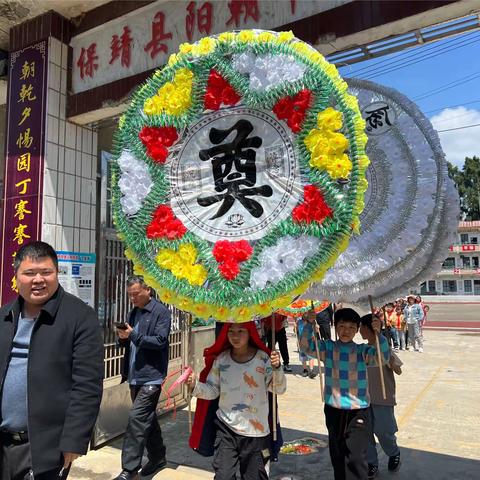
42,37,98,253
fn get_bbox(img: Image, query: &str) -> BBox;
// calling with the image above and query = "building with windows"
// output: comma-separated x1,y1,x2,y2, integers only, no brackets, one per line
420,221,480,296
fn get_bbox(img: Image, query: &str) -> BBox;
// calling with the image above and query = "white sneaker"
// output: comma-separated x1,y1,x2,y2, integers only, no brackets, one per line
408,347,414,352
418,347,423,353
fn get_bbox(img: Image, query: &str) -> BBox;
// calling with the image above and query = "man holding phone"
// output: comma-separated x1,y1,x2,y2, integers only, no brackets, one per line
114,276,171,480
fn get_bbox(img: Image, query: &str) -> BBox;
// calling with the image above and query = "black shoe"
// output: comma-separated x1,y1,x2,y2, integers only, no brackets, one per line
301,369,309,377
368,464,378,479
114,470,139,480
141,459,167,476
283,364,292,373
388,452,401,472
308,370,317,379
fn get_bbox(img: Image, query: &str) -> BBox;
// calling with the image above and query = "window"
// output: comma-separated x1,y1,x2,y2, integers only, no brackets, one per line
460,233,469,244
442,280,457,293
428,280,436,292
464,280,473,293
461,256,471,268
471,236,478,244
442,257,455,268
420,282,427,294
473,257,479,268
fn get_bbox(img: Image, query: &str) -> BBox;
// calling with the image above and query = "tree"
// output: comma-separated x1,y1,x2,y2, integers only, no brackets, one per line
447,156,480,220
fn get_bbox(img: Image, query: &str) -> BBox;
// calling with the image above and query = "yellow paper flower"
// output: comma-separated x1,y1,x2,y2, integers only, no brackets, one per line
305,107,353,179
156,243,208,287
237,30,255,43
344,93,359,111
317,107,343,131
218,32,235,43
143,68,193,116
168,53,178,66
308,50,326,65
358,177,368,193
277,31,294,43
292,41,312,56
256,31,275,43
355,196,365,215
179,42,193,54
358,154,370,169
193,37,217,55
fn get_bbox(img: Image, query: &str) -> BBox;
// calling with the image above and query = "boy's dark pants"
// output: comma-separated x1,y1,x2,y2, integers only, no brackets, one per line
213,419,269,480
324,404,370,480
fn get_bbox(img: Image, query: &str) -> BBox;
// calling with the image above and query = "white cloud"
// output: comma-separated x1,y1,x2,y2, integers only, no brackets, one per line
430,107,480,168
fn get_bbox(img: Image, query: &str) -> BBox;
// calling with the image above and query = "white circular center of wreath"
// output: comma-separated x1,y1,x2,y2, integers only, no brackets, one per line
170,106,302,242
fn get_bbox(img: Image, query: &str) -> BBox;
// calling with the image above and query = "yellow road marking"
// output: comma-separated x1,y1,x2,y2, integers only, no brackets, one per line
398,361,447,428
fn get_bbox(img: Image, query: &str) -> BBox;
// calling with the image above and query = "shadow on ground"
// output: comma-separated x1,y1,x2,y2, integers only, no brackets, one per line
83,408,480,480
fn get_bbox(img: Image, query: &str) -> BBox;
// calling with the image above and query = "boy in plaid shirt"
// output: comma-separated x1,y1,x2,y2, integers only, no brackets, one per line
300,308,390,480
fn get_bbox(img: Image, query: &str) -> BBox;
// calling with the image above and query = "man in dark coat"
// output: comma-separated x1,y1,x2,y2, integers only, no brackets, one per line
114,276,171,480
0,241,103,479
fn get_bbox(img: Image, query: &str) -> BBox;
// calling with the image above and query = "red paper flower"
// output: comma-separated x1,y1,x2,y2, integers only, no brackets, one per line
139,126,178,164
146,205,186,240
204,70,241,111
292,185,333,224
212,240,253,280
218,259,240,281
272,89,313,133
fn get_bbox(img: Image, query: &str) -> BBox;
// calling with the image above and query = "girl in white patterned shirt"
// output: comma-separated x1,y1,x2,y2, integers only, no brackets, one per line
188,322,286,480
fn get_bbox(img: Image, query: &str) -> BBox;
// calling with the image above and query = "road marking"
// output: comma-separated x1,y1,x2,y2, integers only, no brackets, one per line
398,360,447,428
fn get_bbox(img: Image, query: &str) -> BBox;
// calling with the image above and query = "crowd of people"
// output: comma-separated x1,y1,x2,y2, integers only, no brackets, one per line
377,295,429,354
0,239,429,480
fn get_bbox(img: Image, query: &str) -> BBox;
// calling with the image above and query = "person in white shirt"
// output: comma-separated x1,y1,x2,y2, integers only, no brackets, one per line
188,322,286,480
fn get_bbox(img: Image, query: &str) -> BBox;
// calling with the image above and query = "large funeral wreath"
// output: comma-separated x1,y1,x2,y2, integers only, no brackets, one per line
111,30,369,322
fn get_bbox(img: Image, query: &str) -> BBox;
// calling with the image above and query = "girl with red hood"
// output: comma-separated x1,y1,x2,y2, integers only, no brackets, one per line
188,321,286,479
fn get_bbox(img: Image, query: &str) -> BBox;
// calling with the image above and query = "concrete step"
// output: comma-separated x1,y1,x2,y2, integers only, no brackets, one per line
153,466,213,479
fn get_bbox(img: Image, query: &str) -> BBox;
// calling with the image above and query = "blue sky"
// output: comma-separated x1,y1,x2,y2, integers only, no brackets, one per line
338,30,480,167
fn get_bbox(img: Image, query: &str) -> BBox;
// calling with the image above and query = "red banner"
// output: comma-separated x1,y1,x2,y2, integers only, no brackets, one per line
0,41,48,305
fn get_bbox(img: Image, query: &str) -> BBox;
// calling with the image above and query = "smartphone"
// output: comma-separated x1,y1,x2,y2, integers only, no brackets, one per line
114,322,128,330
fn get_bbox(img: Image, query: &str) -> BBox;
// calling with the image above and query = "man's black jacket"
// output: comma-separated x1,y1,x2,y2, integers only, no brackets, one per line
0,286,103,474
119,298,171,384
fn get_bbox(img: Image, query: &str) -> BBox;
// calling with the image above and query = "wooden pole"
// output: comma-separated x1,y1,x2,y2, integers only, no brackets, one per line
310,302,324,401
187,315,193,433
271,314,277,442
294,318,301,353
368,296,386,400
312,331,324,401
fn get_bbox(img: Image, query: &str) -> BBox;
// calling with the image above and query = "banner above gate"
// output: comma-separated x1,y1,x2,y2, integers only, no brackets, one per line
70,0,351,94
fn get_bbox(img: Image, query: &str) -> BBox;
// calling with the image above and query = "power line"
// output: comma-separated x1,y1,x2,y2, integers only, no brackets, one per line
413,71,480,101
348,29,480,77
436,122,480,132
358,33,480,80
424,99,480,114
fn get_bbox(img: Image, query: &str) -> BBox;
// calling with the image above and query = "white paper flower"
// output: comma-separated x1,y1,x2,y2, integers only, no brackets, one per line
250,235,320,289
117,150,153,216
232,53,306,92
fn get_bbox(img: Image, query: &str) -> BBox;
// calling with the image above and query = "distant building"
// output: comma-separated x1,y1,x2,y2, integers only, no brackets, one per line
420,221,480,296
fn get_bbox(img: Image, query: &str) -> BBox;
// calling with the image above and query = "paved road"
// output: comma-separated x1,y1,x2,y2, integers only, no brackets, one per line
422,303,479,328
352,302,480,329
71,325,480,480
